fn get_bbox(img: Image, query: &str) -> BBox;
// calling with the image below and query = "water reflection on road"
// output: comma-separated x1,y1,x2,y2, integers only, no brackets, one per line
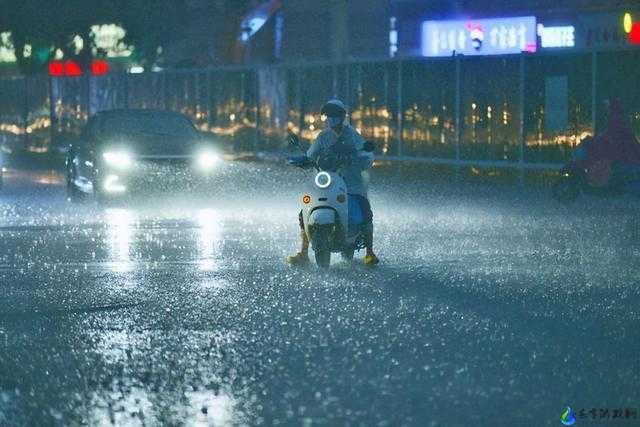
1,161,640,425
105,208,135,273
196,209,222,272
87,329,248,426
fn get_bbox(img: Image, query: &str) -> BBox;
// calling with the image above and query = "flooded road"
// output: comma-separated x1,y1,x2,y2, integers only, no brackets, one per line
1,160,639,426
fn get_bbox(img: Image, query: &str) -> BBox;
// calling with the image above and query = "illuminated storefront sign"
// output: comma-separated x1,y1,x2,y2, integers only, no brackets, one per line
421,16,537,57
48,59,110,77
389,16,399,57
239,0,282,42
538,24,575,48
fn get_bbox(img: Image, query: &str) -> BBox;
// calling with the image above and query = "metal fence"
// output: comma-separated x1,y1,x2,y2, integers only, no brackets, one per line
1,51,639,170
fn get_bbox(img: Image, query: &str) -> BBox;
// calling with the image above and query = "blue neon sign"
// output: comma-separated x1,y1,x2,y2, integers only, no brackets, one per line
422,16,538,57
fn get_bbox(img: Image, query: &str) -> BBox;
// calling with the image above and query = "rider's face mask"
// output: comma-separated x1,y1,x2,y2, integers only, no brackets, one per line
327,116,343,129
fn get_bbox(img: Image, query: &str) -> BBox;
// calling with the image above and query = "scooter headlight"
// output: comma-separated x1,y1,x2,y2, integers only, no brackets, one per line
315,171,331,189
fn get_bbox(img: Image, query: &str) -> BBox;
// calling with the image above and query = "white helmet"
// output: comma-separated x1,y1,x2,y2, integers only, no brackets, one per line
321,99,347,118
321,99,347,129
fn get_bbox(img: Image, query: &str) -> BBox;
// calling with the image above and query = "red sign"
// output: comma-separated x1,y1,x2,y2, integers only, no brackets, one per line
630,22,640,44
47,61,65,77
64,60,82,77
90,59,110,76
48,59,110,77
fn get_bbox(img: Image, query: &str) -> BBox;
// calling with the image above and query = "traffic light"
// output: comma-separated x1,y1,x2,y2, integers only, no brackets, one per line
623,12,640,45
624,13,632,34
630,23,640,45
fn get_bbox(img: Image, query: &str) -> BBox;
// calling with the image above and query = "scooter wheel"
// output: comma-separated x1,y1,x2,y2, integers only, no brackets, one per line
315,250,331,268
340,247,355,261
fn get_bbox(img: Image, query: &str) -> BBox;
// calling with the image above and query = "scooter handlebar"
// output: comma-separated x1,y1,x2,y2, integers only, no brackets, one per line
287,155,313,169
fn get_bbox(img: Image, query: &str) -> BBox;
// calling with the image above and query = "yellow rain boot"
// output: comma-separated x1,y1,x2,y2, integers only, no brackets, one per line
287,251,310,265
364,253,380,266
287,231,310,265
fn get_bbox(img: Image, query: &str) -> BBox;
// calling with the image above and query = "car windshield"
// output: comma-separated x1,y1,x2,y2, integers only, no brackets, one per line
103,112,197,137
100,111,199,155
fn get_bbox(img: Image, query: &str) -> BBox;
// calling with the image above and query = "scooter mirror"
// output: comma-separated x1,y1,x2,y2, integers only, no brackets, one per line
287,130,299,144
287,130,305,154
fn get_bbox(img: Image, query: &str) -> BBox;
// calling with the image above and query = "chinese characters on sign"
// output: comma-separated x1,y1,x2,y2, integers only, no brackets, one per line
538,25,576,48
421,16,537,57
574,407,638,421
576,12,632,49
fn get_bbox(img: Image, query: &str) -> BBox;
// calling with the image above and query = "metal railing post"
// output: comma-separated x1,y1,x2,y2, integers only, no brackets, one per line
48,75,57,146
518,55,525,186
345,64,350,115
297,68,305,138
84,73,91,118
23,76,29,150
332,63,338,97
255,68,260,152
161,72,167,110
591,50,597,133
123,73,129,109
207,70,213,128
455,55,461,177
194,71,200,119
396,59,403,157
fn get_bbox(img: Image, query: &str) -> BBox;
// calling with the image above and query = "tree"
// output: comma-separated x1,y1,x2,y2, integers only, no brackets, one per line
1,0,191,74
115,0,190,69
1,0,251,74
3,0,118,74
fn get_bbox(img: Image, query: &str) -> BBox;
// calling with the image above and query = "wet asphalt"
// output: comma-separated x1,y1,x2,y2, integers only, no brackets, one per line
0,159,639,426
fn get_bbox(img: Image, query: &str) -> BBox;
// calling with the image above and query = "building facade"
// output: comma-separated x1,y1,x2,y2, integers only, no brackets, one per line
1,0,639,167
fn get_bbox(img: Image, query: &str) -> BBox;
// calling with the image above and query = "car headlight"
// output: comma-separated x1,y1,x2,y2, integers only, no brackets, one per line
196,150,220,171
315,171,332,188
102,151,133,169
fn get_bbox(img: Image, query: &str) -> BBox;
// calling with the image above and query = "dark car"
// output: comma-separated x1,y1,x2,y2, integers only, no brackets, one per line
65,109,220,201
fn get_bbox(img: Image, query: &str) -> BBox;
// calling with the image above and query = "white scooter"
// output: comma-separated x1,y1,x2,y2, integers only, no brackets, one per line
287,132,373,268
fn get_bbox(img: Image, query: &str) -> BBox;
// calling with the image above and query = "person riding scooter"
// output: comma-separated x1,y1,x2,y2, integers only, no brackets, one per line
287,99,380,266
